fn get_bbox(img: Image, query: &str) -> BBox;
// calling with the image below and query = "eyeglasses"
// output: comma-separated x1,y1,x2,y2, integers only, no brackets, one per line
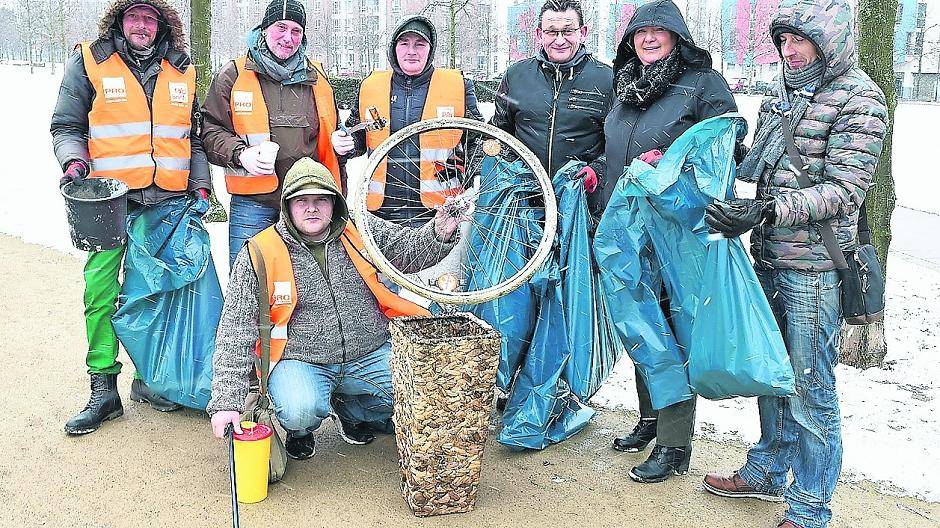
541,27,581,38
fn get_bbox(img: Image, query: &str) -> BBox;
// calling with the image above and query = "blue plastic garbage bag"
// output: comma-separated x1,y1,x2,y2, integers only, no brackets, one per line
466,156,538,392
113,196,223,410
554,161,622,400
594,115,793,407
468,156,593,450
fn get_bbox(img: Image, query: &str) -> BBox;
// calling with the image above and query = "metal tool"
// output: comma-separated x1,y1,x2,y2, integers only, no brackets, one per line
226,424,240,528
339,106,387,135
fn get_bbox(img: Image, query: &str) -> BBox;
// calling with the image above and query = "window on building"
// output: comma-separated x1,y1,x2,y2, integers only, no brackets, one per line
917,1,927,28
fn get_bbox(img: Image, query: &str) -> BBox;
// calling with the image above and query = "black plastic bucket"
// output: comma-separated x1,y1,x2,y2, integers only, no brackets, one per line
61,177,129,252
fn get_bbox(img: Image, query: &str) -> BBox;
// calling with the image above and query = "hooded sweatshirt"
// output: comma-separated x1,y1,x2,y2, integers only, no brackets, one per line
589,0,738,216
50,0,210,205
207,158,455,415
344,15,483,225
743,0,887,271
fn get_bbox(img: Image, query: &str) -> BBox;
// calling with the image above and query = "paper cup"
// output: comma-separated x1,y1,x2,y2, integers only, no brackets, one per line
258,141,280,165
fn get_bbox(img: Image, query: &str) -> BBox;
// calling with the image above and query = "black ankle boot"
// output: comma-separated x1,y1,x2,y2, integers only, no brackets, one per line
628,444,691,483
64,373,124,435
612,418,657,452
130,379,182,412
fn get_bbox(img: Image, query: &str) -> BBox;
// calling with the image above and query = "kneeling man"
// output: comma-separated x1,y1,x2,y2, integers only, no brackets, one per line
208,157,462,459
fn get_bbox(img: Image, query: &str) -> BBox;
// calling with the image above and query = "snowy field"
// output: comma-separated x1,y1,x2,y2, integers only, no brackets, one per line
1,63,937,502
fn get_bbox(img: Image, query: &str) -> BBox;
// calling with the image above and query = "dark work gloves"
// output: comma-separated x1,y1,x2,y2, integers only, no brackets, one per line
705,198,776,238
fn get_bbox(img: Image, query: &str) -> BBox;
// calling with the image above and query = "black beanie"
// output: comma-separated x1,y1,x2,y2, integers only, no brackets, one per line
261,0,306,30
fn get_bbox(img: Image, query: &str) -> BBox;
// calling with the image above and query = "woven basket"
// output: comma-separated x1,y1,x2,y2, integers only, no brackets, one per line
389,312,501,517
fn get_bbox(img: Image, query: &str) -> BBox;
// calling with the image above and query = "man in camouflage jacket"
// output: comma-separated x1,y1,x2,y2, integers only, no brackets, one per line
702,1,888,527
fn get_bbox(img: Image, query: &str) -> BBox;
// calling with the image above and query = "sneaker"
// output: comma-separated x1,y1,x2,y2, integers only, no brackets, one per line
331,413,375,445
612,417,657,453
702,472,785,502
130,379,182,412
285,433,316,460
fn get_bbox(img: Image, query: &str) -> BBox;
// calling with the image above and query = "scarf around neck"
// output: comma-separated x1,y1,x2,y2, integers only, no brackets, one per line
247,26,308,85
738,59,825,183
614,45,685,107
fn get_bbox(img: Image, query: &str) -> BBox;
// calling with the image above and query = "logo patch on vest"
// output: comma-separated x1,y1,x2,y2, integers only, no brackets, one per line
233,91,254,114
102,77,127,103
436,106,455,118
272,281,292,305
168,82,189,107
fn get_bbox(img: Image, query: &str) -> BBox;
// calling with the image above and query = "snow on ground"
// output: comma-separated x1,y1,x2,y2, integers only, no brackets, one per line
593,252,940,502
2,63,938,502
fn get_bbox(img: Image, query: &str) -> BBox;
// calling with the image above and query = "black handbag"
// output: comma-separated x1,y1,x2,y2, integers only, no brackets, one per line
779,109,885,325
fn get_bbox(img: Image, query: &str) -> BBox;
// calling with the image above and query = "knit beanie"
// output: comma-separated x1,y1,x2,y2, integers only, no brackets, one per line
261,0,306,30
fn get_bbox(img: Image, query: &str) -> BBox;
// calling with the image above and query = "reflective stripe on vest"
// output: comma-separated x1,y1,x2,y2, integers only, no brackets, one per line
225,57,343,195
359,69,465,211
246,225,429,363
81,42,193,191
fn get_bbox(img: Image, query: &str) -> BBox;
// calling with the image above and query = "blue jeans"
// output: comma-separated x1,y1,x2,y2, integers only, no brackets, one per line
739,268,843,528
267,342,395,437
228,195,279,269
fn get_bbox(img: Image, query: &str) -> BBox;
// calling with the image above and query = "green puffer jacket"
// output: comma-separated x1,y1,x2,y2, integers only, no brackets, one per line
742,0,888,271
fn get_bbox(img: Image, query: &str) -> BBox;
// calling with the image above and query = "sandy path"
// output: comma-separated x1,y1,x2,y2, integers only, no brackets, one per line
2,233,936,528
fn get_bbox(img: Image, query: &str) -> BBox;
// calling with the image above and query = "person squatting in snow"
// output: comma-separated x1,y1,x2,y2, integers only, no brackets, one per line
207,157,467,459
50,0,211,435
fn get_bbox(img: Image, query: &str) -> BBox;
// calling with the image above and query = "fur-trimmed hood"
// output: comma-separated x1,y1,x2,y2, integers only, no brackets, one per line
96,0,188,53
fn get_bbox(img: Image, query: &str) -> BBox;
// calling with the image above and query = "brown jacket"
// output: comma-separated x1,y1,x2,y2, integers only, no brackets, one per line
201,54,332,209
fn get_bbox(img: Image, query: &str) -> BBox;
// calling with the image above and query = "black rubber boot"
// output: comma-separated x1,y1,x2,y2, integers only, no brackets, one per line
130,379,182,412
64,373,124,435
612,417,657,452
628,444,691,483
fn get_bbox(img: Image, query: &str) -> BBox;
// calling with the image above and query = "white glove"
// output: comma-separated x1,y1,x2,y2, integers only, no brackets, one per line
238,145,275,176
331,130,355,156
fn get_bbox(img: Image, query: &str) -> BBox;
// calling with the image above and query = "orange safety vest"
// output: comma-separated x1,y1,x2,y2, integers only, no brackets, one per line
359,69,465,211
81,42,193,191
226,56,342,195
246,224,429,363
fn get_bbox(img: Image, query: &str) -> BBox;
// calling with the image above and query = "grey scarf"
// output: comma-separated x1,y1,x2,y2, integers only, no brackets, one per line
247,27,308,84
739,60,825,183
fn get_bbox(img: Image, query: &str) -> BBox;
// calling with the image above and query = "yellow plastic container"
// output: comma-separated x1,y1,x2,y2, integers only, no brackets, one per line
232,421,273,503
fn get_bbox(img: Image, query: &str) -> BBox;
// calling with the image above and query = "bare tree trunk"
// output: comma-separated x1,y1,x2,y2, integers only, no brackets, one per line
191,0,227,223
839,0,898,368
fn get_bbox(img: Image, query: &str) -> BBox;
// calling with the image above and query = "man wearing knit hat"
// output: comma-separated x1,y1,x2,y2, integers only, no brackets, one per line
50,0,212,434
202,0,343,269
334,15,483,227
208,157,466,460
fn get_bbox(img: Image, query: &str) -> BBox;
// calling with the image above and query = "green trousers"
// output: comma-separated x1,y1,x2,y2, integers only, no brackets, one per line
636,365,697,447
83,246,126,375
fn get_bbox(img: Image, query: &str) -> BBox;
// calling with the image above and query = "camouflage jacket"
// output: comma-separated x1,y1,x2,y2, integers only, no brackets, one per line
741,0,888,271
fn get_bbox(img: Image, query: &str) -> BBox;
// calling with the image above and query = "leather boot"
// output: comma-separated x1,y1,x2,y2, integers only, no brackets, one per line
612,417,657,452
130,379,182,412
64,373,124,435
628,444,691,483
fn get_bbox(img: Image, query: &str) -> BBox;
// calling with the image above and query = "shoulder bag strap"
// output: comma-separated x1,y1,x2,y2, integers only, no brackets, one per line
247,239,273,396
779,110,850,270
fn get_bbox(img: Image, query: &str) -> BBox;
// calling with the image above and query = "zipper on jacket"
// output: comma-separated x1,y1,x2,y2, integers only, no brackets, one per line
547,71,561,177
323,240,349,364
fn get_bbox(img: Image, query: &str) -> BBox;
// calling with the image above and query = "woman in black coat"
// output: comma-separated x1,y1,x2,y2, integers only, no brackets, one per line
589,0,738,484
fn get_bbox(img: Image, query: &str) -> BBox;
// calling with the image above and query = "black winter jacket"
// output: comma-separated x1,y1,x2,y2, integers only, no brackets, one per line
588,0,738,216
50,31,210,206
492,47,613,178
